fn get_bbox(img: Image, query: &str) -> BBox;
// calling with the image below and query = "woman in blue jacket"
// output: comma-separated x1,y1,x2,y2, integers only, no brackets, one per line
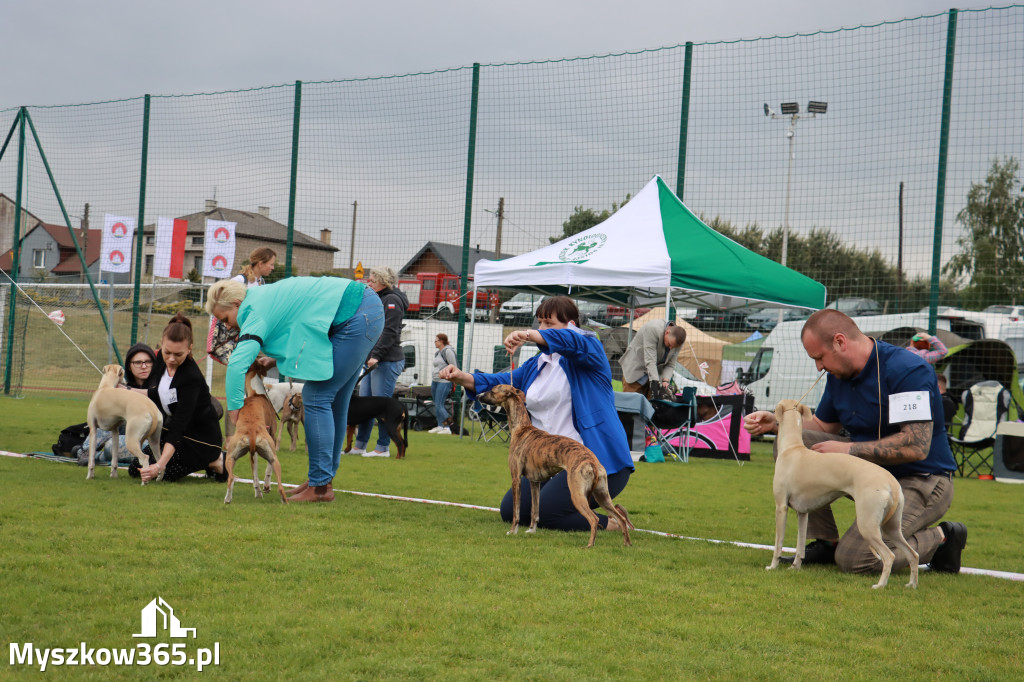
206,276,384,503
441,296,633,532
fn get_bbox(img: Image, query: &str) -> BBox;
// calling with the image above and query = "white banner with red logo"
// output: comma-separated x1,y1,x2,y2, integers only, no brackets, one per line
202,219,236,279
154,217,189,279
100,214,135,273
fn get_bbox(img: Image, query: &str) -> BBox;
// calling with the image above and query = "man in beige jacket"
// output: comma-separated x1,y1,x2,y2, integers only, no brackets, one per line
618,321,687,398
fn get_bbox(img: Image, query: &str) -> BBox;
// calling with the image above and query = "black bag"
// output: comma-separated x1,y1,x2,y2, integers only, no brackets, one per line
53,422,90,457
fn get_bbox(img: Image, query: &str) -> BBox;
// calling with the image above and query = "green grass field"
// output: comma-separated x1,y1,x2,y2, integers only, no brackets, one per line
2,394,1022,680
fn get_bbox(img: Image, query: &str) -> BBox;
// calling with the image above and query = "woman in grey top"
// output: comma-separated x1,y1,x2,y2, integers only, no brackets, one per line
430,333,459,434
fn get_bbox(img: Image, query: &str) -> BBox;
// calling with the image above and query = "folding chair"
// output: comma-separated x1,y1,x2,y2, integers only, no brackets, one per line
949,379,1010,477
647,386,698,462
468,399,511,443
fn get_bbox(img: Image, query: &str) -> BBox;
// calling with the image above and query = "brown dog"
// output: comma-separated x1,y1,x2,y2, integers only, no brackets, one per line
86,364,163,484
478,384,634,548
277,390,304,451
223,364,286,504
769,399,918,589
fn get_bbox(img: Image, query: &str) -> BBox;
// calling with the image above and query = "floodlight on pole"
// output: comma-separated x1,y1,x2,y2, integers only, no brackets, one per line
764,99,828,326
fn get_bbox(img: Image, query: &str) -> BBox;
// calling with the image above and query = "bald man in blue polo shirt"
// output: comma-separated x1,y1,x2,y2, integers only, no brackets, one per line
745,309,967,575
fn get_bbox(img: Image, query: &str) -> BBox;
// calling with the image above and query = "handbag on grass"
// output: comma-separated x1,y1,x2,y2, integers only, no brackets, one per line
207,315,239,365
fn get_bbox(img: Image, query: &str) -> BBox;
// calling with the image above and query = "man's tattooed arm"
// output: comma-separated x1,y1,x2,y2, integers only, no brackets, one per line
849,422,932,465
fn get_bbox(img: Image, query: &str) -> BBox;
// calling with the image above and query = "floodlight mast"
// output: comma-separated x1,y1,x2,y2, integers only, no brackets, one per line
764,100,827,325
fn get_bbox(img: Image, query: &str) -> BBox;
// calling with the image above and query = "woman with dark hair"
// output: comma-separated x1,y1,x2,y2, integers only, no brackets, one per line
441,295,634,533
129,313,224,483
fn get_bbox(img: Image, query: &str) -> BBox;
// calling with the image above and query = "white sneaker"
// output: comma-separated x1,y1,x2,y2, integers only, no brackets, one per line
437,427,452,435
348,447,367,455
362,449,390,458
427,426,441,433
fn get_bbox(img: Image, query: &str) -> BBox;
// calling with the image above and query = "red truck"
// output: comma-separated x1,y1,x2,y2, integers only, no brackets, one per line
394,272,496,320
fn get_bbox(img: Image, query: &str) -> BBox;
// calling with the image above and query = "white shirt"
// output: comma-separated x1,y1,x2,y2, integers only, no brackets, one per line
157,372,175,416
524,351,582,443
232,273,264,289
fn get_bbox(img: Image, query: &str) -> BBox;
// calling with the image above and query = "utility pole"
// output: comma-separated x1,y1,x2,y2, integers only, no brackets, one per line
349,200,357,274
489,198,504,323
80,202,90,284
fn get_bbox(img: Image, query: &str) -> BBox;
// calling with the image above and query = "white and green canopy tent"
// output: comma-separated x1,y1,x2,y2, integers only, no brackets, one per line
471,175,826,315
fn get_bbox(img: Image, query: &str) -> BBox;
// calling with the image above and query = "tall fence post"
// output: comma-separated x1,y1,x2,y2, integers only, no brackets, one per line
929,8,958,333
676,41,694,200
3,108,26,394
456,63,481,370
131,94,151,343
286,80,301,279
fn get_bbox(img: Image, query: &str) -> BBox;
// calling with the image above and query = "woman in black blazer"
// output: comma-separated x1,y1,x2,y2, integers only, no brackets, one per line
131,313,224,483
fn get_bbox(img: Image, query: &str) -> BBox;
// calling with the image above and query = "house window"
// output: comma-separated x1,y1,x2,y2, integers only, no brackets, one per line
145,254,154,275
33,249,46,268
191,236,204,247
194,256,203,273
145,236,155,246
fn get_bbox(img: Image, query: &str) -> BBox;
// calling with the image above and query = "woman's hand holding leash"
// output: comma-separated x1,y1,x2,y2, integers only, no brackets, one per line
504,329,533,354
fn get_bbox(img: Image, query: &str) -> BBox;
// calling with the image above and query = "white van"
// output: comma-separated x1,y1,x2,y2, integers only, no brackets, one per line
398,319,506,386
743,312,984,411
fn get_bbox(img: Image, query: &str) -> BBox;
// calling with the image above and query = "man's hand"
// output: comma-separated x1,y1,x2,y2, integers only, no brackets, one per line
744,410,778,436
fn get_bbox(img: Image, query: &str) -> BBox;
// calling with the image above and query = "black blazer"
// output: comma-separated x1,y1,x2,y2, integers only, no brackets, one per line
146,353,222,454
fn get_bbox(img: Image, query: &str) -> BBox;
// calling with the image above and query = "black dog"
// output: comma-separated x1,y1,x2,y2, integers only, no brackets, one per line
344,396,408,459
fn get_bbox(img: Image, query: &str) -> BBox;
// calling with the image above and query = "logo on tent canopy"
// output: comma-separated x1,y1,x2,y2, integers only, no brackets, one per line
555,233,607,263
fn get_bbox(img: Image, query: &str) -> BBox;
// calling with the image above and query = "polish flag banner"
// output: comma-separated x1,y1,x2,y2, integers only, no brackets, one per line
203,219,236,279
153,217,189,279
100,214,135,274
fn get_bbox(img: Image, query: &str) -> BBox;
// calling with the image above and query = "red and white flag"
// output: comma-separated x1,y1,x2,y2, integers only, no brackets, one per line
154,217,188,279
100,214,135,274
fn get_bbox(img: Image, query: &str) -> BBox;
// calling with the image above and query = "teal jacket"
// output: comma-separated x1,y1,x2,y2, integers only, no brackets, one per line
225,277,365,409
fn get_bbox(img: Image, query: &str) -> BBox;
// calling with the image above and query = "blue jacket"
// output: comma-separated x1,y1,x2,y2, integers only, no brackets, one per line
226,277,365,410
470,327,633,475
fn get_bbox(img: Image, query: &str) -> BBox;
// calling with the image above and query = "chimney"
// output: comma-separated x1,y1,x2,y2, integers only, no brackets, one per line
257,206,270,218
320,228,332,246
205,199,217,210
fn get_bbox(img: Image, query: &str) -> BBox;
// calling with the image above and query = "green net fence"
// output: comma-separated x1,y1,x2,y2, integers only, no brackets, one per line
1,6,1022,402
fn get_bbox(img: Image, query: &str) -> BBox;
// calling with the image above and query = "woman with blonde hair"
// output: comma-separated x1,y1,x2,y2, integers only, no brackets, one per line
206,276,383,502
234,247,277,288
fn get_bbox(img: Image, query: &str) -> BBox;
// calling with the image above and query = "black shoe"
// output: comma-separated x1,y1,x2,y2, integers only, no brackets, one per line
929,521,967,573
779,539,837,565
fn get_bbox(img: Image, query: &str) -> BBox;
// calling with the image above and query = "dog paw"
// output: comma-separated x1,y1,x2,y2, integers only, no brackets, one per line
110,470,118,478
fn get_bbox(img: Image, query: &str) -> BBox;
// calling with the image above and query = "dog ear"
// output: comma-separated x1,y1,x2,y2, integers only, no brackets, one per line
513,387,526,402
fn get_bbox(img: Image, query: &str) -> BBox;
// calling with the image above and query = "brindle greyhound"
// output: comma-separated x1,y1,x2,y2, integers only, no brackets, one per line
478,384,634,548
769,399,918,589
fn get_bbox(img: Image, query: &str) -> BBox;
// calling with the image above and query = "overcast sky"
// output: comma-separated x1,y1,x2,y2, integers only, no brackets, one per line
3,0,979,109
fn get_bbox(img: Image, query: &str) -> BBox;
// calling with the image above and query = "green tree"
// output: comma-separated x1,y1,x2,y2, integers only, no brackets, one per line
943,157,1024,308
550,195,631,243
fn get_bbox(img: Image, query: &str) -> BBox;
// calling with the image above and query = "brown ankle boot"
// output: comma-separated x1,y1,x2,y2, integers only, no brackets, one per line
287,480,310,498
289,482,334,503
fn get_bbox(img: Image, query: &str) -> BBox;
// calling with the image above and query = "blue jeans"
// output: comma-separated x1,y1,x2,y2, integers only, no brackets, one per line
431,380,452,425
302,288,384,486
354,358,405,450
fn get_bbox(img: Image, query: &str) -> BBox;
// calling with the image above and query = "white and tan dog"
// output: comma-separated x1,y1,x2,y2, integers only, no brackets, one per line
86,364,163,484
768,399,918,589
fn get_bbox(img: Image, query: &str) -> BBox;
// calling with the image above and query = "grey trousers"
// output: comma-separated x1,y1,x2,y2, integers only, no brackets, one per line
776,429,954,574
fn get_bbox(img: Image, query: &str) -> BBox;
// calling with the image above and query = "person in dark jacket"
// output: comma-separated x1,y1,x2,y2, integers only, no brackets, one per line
351,266,409,457
124,342,156,388
129,313,224,482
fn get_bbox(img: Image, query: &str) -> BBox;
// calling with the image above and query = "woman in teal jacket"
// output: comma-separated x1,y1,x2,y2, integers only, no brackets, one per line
207,276,384,502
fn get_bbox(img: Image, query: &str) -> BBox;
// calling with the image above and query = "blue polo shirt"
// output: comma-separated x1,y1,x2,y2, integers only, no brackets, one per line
815,340,956,477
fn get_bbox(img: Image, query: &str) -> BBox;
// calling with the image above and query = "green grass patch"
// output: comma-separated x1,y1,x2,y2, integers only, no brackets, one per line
2,395,1023,679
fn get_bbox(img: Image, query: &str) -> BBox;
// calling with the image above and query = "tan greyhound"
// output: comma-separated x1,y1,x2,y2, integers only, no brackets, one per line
768,399,919,589
477,384,634,548
223,364,286,504
86,364,163,484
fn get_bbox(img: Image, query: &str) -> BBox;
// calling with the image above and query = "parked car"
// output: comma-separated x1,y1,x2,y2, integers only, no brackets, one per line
574,300,608,326
745,307,809,332
983,304,1024,321
827,297,883,316
499,293,544,324
605,305,652,326
693,307,750,331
